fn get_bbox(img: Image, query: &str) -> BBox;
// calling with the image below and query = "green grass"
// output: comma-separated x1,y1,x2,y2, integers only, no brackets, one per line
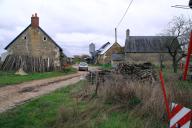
0,81,84,128
97,112,164,128
162,67,192,89
97,112,141,128
89,64,112,70
99,64,112,70
161,67,192,110
0,80,166,128
0,65,189,128
0,67,77,87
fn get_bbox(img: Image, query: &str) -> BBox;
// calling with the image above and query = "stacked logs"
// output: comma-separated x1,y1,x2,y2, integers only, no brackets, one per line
115,63,157,81
0,55,59,72
86,70,111,85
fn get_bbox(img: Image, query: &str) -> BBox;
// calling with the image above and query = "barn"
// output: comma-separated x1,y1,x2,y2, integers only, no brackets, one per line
97,42,123,64
124,29,180,66
1,13,66,72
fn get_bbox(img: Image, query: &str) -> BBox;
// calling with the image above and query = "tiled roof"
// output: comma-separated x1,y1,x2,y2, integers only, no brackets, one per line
125,36,180,53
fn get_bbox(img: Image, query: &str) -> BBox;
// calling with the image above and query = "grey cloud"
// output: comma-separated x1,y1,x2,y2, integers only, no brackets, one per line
0,0,191,56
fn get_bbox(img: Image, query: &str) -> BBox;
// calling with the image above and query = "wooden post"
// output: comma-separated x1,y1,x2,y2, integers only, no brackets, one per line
95,72,99,96
183,31,192,80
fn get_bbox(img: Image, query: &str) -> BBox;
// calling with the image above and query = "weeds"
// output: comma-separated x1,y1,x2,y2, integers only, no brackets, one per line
1,69,190,128
53,70,191,128
87,72,192,127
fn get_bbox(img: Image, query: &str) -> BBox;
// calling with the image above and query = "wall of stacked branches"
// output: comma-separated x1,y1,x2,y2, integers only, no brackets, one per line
0,55,62,72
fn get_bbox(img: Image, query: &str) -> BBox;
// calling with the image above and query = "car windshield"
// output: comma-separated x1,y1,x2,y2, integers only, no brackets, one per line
79,62,88,66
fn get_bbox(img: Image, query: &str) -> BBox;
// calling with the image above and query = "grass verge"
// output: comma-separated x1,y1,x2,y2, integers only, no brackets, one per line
0,81,84,128
99,64,112,70
0,80,166,128
0,67,77,87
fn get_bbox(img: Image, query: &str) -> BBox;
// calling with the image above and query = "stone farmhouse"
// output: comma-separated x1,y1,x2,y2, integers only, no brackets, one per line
124,29,180,66
97,42,123,64
2,13,66,72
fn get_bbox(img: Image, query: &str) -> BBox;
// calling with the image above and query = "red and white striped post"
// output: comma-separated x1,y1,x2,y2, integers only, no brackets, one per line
159,71,192,127
169,103,192,128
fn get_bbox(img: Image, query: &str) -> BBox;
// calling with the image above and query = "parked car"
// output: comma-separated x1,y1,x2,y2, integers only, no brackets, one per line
78,62,88,71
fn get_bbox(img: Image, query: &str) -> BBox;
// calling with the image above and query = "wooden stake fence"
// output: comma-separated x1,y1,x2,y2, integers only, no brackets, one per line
0,55,60,72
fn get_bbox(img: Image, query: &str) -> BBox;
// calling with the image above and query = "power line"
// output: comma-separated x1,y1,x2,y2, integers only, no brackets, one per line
116,0,134,28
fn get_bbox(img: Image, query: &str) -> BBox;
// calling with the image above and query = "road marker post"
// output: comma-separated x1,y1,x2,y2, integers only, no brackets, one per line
159,70,171,120
183,31,192,80
159,71,192,127
169,103,192,128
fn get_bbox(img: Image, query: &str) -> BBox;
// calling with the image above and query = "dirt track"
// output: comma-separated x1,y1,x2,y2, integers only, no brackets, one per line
0,71,87,113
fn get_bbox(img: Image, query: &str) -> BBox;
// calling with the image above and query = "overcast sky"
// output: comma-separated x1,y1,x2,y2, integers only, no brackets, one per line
0,0,191,56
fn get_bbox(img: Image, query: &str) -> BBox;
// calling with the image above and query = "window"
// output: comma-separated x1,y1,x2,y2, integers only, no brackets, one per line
23,36,27,40
43,36,47,41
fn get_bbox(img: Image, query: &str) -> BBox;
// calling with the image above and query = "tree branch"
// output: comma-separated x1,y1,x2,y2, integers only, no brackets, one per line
176,54,187,63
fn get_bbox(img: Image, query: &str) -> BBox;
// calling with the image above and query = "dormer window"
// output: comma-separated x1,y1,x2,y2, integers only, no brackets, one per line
23,36,27,40
43,36,47,41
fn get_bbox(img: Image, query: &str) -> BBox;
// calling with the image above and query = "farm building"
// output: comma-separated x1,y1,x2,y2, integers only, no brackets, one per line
111,53,124,68
97,42,123,64
1,13,66,72
124,29,180,66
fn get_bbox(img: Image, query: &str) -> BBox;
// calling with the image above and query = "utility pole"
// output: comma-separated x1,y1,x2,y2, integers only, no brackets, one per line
115,28,117,43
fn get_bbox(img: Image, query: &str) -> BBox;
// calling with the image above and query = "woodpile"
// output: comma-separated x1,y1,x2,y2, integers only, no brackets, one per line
0,55,60,72
115,63,157,81
86,63,157,85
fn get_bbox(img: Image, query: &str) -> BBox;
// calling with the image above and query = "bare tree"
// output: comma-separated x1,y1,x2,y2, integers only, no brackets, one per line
163,15,192,73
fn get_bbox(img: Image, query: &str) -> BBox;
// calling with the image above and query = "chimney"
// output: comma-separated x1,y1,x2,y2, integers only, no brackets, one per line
115,28,117,43
31,13,39,28
126,29,130,39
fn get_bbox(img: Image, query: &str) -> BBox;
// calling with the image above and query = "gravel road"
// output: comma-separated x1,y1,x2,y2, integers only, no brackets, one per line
0,71,87,113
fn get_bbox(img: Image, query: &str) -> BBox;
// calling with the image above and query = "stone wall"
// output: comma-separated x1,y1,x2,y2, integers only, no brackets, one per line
111,60,124,68
125,53,172,66
7,26,61,67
